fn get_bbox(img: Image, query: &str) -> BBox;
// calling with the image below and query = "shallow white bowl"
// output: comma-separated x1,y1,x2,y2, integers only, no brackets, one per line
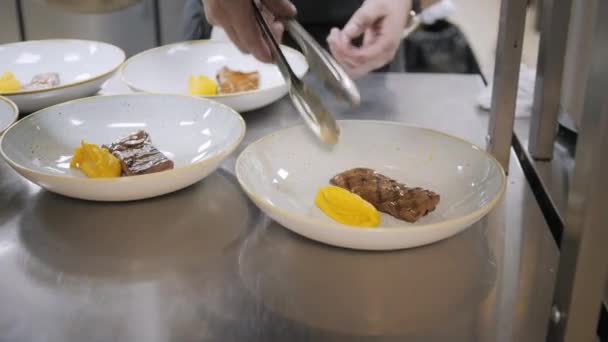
0,96,18,134
0,39,125,113
236,120,506,250
120,40,308,112
0,94,245,201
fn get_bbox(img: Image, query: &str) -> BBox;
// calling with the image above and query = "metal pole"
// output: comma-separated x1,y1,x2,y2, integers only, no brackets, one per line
546,1,608,339
487,0,528,172
560,0,598,132
528,0,573,160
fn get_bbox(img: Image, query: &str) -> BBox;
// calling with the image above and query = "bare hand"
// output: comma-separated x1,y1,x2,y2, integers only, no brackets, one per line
202,0,296,63
327,0,411,78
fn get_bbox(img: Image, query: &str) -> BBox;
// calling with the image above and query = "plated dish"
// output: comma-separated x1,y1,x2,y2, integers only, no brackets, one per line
0,94,245,201
236,120,506,250
0,39,125,113
70,130,175,178
188,66,260,96
317,168,441,227
120,40,308,112
0,71,60,92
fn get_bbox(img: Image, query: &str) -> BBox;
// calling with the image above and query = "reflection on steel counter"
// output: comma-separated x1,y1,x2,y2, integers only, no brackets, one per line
18,170,249,277
238,220,495,336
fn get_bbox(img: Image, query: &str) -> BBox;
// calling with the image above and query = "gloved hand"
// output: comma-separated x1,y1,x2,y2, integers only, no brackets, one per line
327,0,412,78
202,0,296,63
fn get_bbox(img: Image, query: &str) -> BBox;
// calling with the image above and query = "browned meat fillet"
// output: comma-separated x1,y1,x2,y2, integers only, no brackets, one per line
330,168,440,223
103,130,174,176
24,72,60,90
216,66,260,94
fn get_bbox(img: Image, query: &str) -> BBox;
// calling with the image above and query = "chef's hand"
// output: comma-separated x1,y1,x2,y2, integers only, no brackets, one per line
202,0,296,63
327,0,411,78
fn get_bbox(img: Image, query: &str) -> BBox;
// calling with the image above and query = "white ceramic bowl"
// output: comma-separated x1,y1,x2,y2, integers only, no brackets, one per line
0,39,125,113
236,120,506,250
0,96,18,134
120,40,308,112
0,94,245,201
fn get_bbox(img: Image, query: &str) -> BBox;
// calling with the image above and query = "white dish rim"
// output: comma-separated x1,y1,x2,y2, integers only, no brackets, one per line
119,39,308,99
0,39,126,96
235,119,507,233
0,93,246,183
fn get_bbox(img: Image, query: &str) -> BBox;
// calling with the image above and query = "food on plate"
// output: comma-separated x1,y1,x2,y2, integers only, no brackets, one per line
104,130,174,176
188,75,217,96
70,141,122,178
216,66,260,94
331,168,440,223
315,185,380,227
0,72,61,92
24,72,61,90
189,66,259,95
70,131,174,178
0,72,21,92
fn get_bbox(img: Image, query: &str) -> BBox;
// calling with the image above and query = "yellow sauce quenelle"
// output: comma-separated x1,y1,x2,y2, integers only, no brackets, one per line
315,185,380,227
0,72,21,92
188,75,218,96
70,141,122,178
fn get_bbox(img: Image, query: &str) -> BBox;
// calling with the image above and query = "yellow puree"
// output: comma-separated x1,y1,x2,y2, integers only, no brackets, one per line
70,141,121,178
188,75,217,95
315,185,380,227
0,72,21,92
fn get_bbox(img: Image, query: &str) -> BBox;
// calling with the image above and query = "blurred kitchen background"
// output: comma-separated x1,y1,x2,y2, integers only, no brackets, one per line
4,0,594,129
1,0,187,56
0,0,539,66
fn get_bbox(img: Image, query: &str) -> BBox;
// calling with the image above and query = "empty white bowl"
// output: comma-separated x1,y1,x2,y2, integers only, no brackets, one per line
0,94,245,201
120,40,308,112
236,120,506,250
0,96,18,134
0,39,125,113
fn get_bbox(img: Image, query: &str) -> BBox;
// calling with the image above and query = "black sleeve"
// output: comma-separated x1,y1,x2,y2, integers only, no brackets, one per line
182,0,213,40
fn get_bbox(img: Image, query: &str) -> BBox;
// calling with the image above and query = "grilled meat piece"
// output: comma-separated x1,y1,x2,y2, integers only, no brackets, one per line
24,72,60,90
216,66,260,94
330,168,440,223
103,130,174,176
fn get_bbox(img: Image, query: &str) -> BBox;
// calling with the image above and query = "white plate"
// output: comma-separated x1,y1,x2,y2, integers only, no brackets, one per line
0,94,245,201
236,120,506,250
0,39,125,113
120,40,308,112
0,96,18,134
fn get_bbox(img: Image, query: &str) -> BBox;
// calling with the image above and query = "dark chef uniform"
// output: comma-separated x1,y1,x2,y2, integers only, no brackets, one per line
283,0,363,49
184,0,362,48
182,0,402,70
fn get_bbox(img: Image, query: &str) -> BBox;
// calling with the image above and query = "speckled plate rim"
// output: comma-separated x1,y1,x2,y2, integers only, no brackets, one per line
235,120,507,234
119,40,309,99
0,93,246,182
0,96,18,135
0,39,126,96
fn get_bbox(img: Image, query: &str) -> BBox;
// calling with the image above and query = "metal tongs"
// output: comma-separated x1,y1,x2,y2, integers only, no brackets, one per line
251,1,361,145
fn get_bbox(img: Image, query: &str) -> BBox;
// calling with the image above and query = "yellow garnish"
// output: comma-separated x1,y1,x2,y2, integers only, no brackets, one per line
70,141,122,178
188,75,218,96
315,185,380,227
0,72,21,92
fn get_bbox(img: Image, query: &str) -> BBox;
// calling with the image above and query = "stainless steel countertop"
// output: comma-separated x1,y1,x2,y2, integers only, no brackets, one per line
0,73,558,341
